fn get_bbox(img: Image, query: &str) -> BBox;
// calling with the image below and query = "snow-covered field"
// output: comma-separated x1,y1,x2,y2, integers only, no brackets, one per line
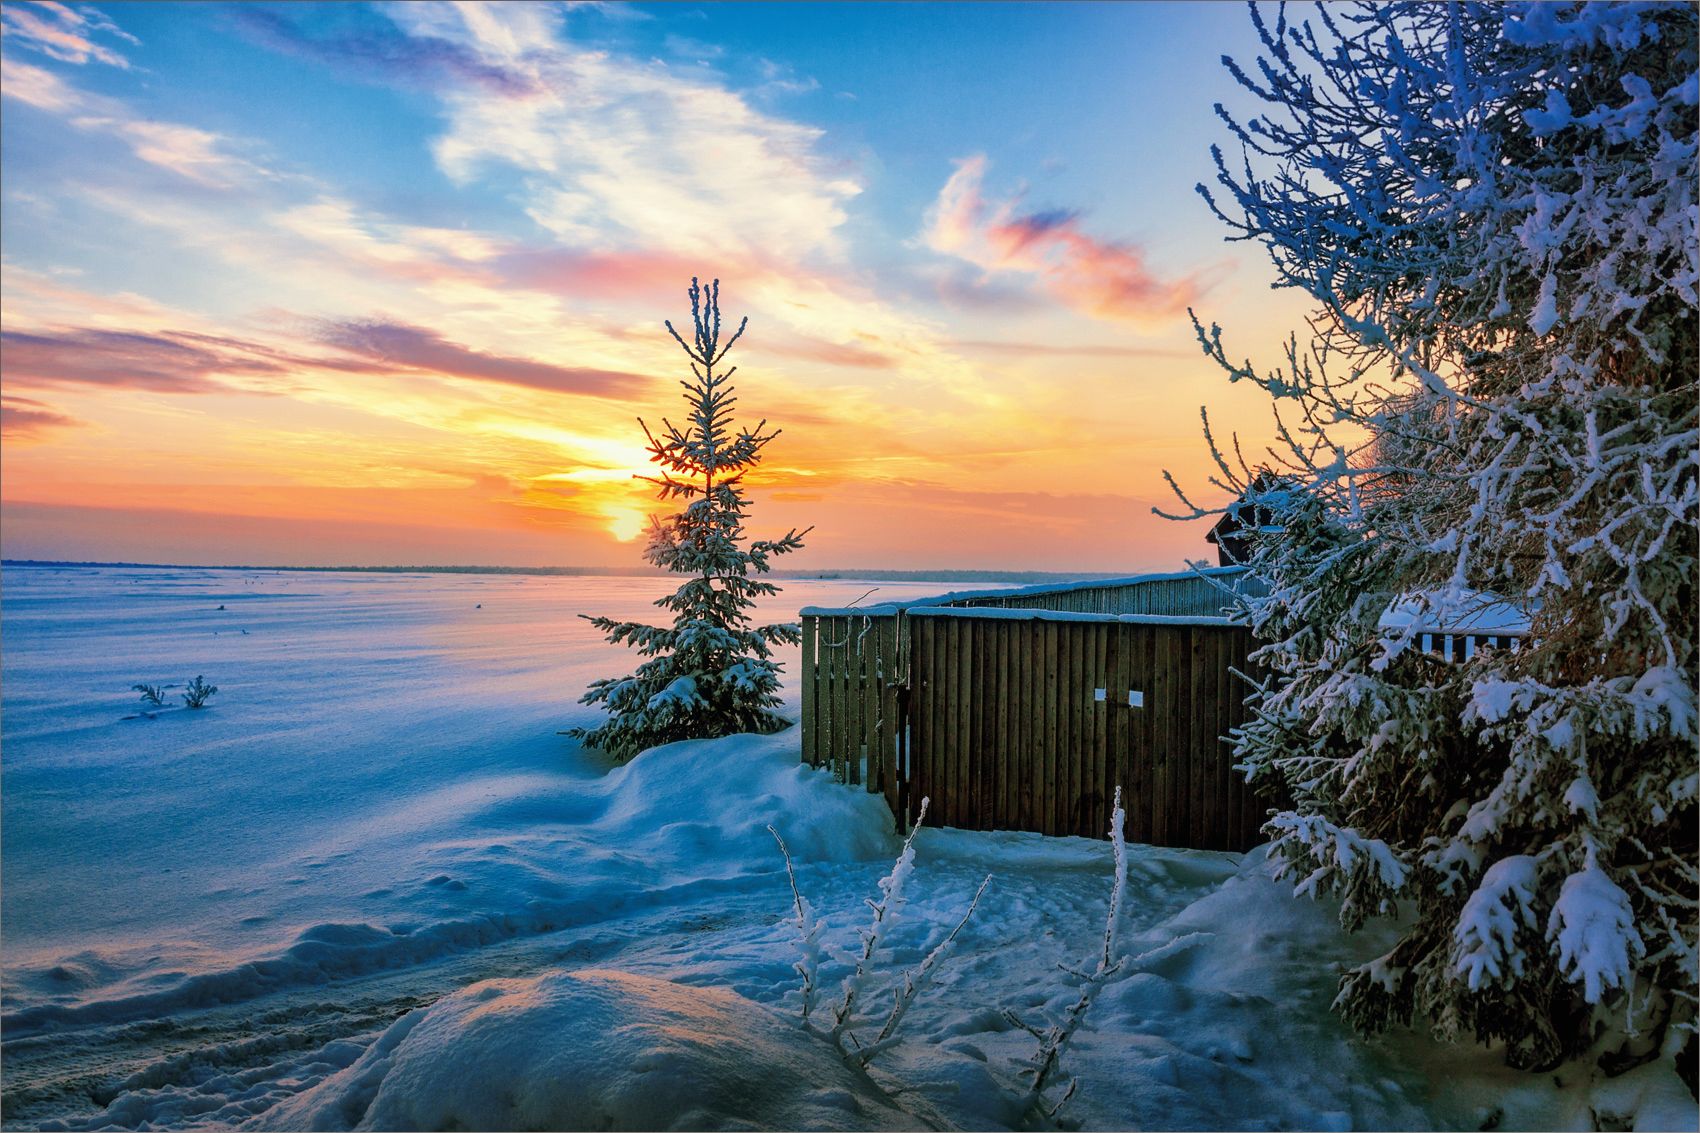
2,565,1691,1131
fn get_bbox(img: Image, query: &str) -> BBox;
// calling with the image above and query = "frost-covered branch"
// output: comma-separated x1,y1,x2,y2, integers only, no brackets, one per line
1170,0,1697,1073
1006,787,1130,1125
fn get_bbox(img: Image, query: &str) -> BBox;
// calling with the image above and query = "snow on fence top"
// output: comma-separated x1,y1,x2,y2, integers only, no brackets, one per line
798,565,1254,619
907,608,1241,627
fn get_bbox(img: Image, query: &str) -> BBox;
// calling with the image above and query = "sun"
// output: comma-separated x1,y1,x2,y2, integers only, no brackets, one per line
604,507,647,543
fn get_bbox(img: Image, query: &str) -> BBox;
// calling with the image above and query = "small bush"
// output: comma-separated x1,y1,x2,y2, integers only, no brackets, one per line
131,683,169,708
181,676,218,709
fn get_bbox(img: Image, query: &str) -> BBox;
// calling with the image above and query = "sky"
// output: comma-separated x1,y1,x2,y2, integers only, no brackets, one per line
0,0,1316,572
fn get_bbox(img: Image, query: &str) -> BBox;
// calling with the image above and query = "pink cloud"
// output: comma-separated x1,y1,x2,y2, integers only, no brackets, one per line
0,395,81,440
0,328,282,393
924,155,1202,324
317,320,649,399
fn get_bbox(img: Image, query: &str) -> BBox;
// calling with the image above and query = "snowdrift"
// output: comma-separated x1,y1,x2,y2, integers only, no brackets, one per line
5,729,896,1037
254,968,923,1132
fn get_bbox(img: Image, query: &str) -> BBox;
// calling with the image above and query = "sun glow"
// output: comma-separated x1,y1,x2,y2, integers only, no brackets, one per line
603,506,649,543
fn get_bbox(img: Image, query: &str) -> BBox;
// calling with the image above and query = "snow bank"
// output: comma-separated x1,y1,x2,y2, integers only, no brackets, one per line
254,969,922,1132
4,729,896,1037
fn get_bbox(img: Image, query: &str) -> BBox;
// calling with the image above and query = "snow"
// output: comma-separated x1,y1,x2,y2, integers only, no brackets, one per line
258,969,923,1132
1454,855,1540,992
3,565,1692,1132
799,565,1251,616
1547,864,1646,1005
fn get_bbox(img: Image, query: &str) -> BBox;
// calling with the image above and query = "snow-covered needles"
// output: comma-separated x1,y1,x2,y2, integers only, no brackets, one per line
770,797,991,1069
572,278,809,760
1167,0,1698,1073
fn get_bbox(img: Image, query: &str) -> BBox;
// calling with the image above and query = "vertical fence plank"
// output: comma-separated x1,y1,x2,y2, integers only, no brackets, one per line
1042,619,1059,836
1106,623,1129,841
1130,624,1153,845
1018,618,1035,833
1067,622,1081,833
912,615,932,825
992,619,1006,830
1092,621,1109,838
1150,625,1174,846
859,618,878,789
956,617,974,828
801,615,819,767
1199,626,1222,849
879,618,899,815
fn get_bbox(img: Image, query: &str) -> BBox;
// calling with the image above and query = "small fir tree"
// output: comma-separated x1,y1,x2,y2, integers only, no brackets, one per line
572,278,809,760
1169,2,1696,1075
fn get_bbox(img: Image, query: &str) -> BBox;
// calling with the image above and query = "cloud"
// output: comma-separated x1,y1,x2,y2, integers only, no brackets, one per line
923,155,1202,325
226,6,538,96
0,394,82,439
317,320,650,399
378,3,860,263
0,2,135,68
0,328,286,392
1,58,266,187
0,55,81,110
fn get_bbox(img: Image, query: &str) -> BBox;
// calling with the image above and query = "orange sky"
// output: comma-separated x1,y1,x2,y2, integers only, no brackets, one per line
1,2,1311,572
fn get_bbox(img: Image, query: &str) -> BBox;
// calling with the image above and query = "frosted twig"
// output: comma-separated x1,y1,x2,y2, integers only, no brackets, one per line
830,797,929,1037
857,872,993,1064
1008,786,1129,1124
768,825,822,1025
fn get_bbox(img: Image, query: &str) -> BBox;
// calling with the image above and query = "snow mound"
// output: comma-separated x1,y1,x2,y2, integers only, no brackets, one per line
5,730,896,1036
253,968,923,1132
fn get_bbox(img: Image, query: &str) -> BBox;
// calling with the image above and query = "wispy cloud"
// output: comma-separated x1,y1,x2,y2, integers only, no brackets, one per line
318,319,650,399
1,57,267,188
1,1,136,68
0,327,284,393
924,155,1201,325
0,394,82,439
383,3,859,262
226,6,539,96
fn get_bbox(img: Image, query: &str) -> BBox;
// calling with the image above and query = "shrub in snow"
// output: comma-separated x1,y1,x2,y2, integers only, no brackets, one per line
1168,2,1696,1072
1005,786,1130,1127
131,683,168,708
769,798,991,1067
181,676,217,709
572,278,810,761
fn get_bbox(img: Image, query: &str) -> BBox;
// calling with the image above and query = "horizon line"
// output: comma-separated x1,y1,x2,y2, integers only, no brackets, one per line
0,559,1149,583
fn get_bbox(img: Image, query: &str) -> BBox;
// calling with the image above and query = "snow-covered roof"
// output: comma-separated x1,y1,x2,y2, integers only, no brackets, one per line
799,565,1251,617
1378,590,1532,636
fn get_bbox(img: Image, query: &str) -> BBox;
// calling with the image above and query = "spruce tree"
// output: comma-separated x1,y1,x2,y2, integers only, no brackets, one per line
1171,2,1697,1073
572,278,809,761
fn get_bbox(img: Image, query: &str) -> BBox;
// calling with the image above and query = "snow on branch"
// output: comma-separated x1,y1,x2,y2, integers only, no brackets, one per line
1005,786,1130,1126
770,797,991,1069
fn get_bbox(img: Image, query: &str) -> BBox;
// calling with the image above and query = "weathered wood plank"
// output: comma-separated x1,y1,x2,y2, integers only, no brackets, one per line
879,617,899,814
962,617,978,827
1149,624,1173,846
1018,618,1034,833
801,616,818,766
1042,619,1059,836
992,620,1007,829
1130,624,1152,845
913,616,934,824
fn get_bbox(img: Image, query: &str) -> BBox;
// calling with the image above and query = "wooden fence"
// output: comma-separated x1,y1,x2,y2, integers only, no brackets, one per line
798,568,1272,848
908,609,1266,849
797,568,1527,851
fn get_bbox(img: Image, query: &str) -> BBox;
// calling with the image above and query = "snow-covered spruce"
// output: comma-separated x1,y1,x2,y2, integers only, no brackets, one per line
1168,2,1698,1072
572,278,810,760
